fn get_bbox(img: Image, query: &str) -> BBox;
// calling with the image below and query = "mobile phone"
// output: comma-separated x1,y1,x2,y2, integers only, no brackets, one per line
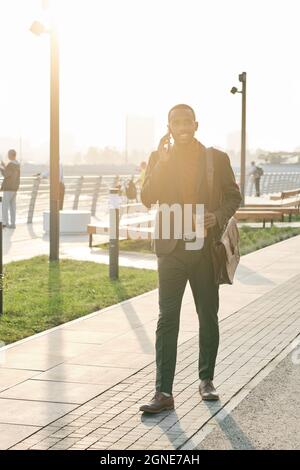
167,131,172,153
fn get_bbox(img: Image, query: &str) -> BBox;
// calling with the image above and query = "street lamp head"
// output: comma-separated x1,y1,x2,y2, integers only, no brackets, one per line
230,86,238,94
30,20,47,36
239,72,247,83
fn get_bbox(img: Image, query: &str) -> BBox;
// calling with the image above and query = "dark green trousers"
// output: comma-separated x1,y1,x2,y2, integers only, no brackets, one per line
156,238,219,394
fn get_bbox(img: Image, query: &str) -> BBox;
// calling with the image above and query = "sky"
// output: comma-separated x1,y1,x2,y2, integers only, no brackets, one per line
0,0,300,162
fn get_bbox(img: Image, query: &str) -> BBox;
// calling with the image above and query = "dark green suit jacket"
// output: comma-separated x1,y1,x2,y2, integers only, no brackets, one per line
141,141,242,256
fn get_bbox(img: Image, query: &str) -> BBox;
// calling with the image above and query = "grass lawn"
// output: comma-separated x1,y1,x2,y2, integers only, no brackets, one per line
0,257,158,345
1,225,300,346
100,225,300,256
238,226,300,255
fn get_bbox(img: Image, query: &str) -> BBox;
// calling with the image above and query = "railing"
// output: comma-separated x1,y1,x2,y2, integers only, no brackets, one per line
1,172,300,223
236,172,300,196
0,175,137,224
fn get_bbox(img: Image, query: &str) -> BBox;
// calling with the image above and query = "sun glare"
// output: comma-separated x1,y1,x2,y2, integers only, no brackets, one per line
1,0,300,157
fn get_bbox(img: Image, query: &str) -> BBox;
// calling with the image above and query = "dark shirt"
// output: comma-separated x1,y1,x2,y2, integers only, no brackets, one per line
174,138,205,204
141,140,242,255
173,139,206,232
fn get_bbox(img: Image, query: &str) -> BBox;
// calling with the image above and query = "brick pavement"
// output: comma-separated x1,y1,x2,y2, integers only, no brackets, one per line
10,272,300,450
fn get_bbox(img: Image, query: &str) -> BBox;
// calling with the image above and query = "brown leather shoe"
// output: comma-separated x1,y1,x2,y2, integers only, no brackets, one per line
199,379,219,401
139,392,174,414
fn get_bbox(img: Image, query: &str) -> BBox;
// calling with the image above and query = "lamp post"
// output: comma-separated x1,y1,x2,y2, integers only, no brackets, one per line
108,188,120,280
231,71,247,206
30,21,60,261
0,197,3,316
125,114,128,164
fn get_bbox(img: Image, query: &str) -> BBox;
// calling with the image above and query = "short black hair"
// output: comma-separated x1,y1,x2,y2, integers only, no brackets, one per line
8,149,17,158
168,104,196,122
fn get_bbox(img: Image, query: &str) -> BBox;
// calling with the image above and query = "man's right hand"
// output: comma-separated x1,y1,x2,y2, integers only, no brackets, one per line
158,133,171,162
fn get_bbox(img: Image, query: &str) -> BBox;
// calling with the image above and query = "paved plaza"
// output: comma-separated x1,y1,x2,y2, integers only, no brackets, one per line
0,224,299,449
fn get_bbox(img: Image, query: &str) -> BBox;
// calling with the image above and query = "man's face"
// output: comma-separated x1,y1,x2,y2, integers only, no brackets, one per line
168,108,198,145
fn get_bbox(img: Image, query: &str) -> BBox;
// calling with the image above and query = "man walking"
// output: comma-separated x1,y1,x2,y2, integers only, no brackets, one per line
0,149,20,229
139,104,241,413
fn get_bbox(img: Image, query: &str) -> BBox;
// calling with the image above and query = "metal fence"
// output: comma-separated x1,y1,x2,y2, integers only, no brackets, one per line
1,172,300,223
236,172,300,196
0,175,135,224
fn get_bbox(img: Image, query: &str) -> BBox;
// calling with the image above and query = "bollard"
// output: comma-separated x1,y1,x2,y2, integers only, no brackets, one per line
0,197,2,316
109,188,120,280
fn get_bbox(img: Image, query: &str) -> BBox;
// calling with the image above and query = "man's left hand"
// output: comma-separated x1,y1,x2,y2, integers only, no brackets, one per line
204,212,217,229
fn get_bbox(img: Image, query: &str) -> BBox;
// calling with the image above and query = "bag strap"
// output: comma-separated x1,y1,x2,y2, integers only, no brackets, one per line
206,147,214,211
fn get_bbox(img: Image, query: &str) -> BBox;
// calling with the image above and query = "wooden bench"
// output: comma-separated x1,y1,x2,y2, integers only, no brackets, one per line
87,213,155,247
235,210,282,227
270,188,300,202
242,205,300,222
245,188,300,222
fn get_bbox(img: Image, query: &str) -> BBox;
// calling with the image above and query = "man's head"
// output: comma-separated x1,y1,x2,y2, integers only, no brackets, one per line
251,161,255,166
168,104,198,146
140,161,147,170
8,149,17,160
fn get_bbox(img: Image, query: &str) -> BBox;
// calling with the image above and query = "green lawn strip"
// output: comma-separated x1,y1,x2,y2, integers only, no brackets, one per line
2,226,300,346
112,238,153,253
98,226,300,256
0,256,157,345
239,226,300,255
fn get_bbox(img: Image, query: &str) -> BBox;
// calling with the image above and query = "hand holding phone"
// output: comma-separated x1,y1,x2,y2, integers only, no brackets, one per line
158,132,172,162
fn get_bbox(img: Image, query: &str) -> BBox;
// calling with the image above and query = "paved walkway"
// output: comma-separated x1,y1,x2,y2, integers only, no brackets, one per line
0,232,300,449
2,220,157,270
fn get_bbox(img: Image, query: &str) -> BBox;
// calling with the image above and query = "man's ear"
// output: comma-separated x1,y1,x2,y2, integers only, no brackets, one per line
195,121,199,132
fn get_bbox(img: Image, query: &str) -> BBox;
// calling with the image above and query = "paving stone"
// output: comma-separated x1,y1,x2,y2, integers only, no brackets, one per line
0,424,40,449
0,398,77,427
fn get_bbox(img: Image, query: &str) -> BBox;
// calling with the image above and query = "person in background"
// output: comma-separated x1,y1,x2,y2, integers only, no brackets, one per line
137,161,147,202
125,176,138,202
248,161,263,197
34,163,65,210
139,161,147,187
113,175,122,196
0,149,20,229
